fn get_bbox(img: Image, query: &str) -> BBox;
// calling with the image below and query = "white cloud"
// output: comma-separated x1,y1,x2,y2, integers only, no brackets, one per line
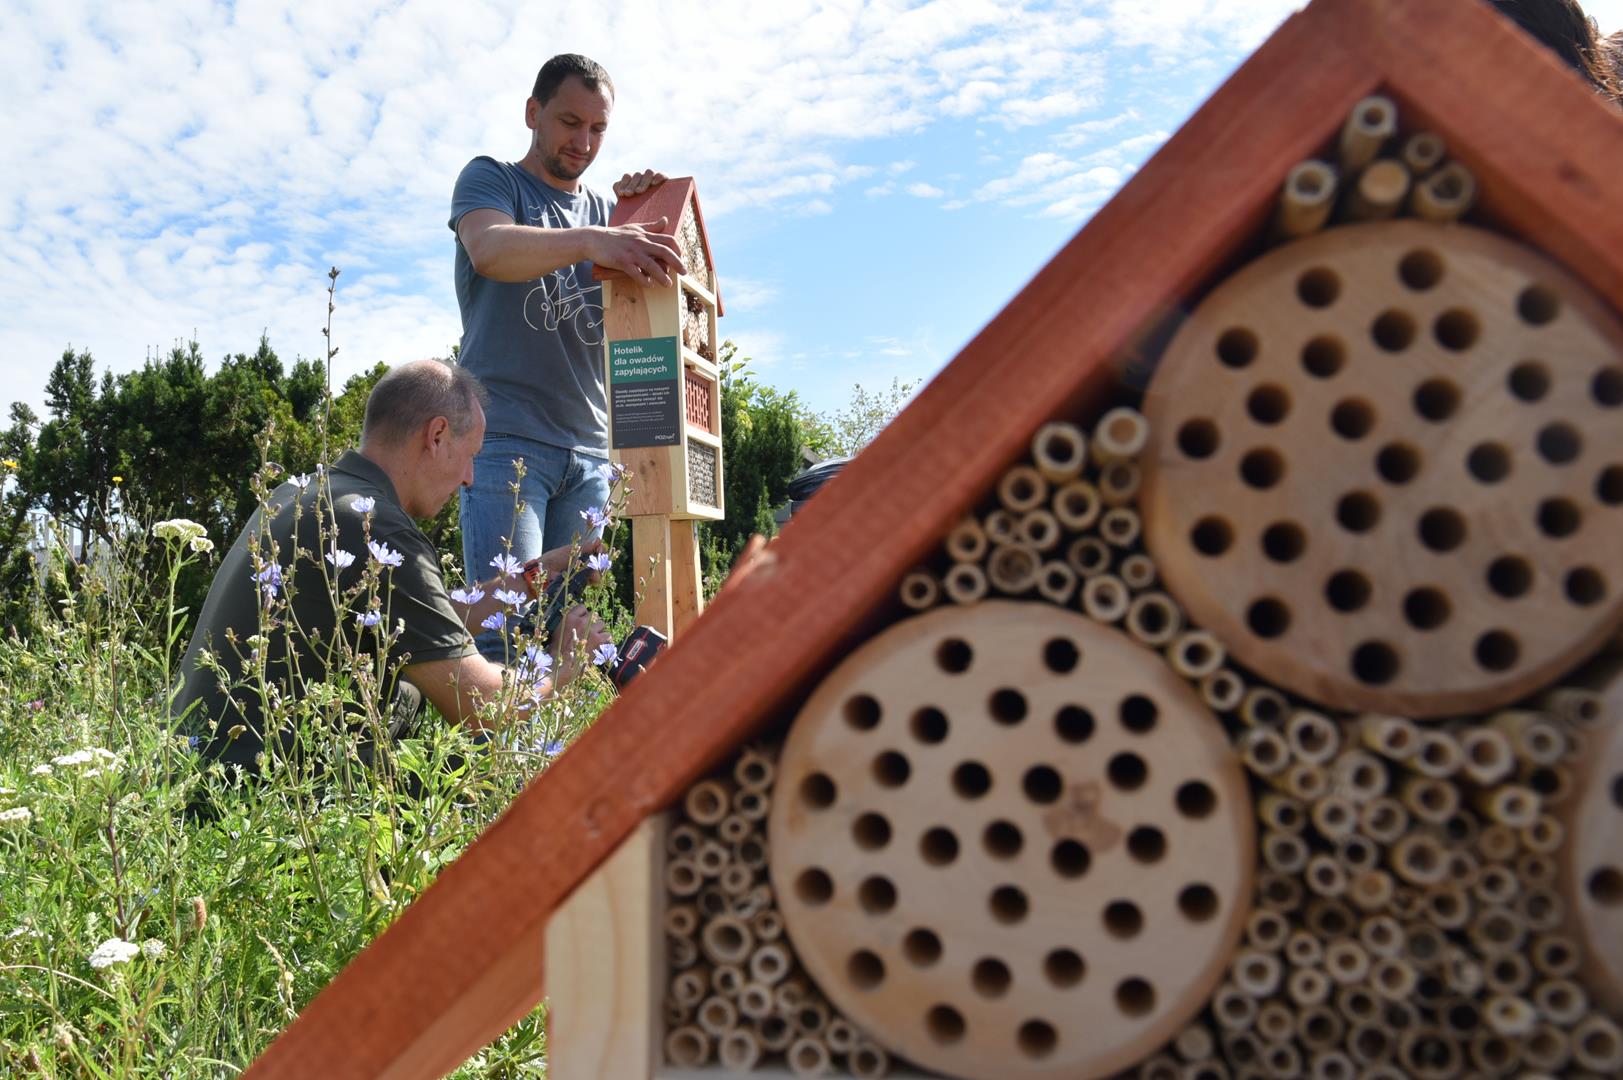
905,182,945,198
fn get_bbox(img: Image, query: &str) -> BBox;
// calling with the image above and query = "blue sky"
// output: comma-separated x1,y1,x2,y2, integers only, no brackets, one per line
4,0,1620,424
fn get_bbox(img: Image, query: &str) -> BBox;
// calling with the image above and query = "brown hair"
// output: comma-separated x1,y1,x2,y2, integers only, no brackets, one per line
532,54,614,107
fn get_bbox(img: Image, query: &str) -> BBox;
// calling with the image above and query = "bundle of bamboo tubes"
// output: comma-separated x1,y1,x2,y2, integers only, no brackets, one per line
663,742,896,1077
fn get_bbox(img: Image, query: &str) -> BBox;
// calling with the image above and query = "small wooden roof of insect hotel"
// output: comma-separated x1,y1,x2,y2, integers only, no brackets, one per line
594,175,725,315
245,0,1623,1075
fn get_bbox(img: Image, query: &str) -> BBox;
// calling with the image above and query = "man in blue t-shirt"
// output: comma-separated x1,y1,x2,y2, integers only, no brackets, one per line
450,53,682,659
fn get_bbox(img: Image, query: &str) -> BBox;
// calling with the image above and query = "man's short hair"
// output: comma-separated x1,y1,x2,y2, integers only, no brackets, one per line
532,53,614,106
362,360,489,447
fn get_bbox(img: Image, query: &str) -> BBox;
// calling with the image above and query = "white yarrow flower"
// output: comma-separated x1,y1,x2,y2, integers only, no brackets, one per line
30,763,51,776
88,938,140,970
0,806,33,828
153,519,208,544
189,535,214,554
140,939,167,960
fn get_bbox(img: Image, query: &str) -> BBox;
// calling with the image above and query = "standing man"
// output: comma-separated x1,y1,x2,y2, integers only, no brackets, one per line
450,53,682,659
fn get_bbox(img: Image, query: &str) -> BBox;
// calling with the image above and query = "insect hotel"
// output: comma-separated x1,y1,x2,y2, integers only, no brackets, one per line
245,0,1623,1076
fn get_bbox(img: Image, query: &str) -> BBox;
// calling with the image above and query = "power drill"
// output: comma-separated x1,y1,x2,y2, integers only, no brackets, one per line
526,560,667,690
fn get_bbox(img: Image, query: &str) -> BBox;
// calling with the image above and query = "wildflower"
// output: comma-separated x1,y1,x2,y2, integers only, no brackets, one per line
112,475,123,485
352,496,376,514
189,897,207,933
579,506,611,531
2,458,18,469
597,461,628,481
187,735,202,752
592,641,619,667
290,473,311,490
368,540,404,568
254,563,282,600
140,939,167,960
354,610,382,628
450,585,485,605
29,763,50,777
544,739,567,757
27,699,42,712
494,588,528,608
50,748,116,769
587,552,612,573
490,553,523,577
87,938,140,970
0,806,33,829
518,645,553,683
325,547,355,570
189,535,214,554
481,612,506,632
153,519,208,544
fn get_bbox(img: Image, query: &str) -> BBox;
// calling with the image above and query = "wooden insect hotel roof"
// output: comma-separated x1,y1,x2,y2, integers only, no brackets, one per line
595,175,724,315
245,0,1623,1075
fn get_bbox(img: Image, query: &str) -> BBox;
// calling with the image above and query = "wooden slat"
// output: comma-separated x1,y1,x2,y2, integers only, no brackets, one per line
243,1,1623,1076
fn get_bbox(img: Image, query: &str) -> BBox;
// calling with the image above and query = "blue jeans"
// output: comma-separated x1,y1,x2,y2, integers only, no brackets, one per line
461,433,610,661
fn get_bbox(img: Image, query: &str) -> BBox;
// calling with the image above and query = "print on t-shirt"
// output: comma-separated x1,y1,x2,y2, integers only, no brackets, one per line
521,200,604,346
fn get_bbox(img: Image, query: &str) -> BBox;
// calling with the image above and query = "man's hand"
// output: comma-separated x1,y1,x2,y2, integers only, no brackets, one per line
553,604,613,687
522,536,609,598
587,216,685,288
613,170,667,198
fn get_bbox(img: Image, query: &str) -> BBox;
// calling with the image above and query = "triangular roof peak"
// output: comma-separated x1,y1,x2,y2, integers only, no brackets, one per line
246,1,1623,1075
594,175,724,315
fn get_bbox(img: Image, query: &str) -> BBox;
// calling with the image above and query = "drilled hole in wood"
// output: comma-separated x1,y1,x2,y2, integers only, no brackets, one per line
911,706,949,744
844,694,881,731
1376,442,1422,484
1262,521,1306,563
1052,839,1091,879
1177,418,1221,459
1331,399,1376,440
859,875,897,914
1508,360,1552,401
1336,490,1381,532
1248,383,1291,425
936,637,973,673
1325,569,1372,613
1537,421,1583,464
1215,327,1259,368
1418,507,1466,552
1467,441,1511,483
984,819,1023,859
1487,555,1533,598
848,949,886,990
1247,597,1292,639
925,1004,965,1045
952,760,991,799
1517,283,1560,325
1108,751,1149,791
1176,780,1217,820
797,867,834,905
1127,825,1167,863
919,826,960,867
991,885,1030,924
1599,465,1623,504
904,927,942,966
1612,774,1623,810
1595,366,1623,406
1371,309,1416,351
1055,705,1094,744
1116,978,1156,1017
1537,497,1581,538
1240,447,1286,489
1588,866,1623,905
1433,308,1479,351
853,813,891,851
1566,566,1607,606
1475,629,1520,671
1179,884,1220,922
1413,378,1460,421
1023,765,1063,805
1043,637,1080,674
1297,267,1341,308
1120,693,1159,734
801,773,837,809
972,957,1012,998
990,688,1028,725
1190,516,1234,555
1351,640,1401,685
1399,249,1444,290
1403,587,1452,630
1302,335,1345,378
873,751,911,788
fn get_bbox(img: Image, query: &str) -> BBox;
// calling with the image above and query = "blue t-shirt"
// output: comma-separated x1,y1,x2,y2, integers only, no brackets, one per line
449,157,615,453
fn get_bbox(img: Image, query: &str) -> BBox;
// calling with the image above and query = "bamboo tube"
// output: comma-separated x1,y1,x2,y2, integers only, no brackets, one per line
1470,905,1527,956
1357,714,1419,760
824,1017,857,1055
750,942,790,986
1519,814,1563,855
698,889,728,921
1139,1054,1181,1080
672,967,711,1009
1233,949,1284,996
1490,710,1566,764
1255,1000,1295,1043
1536,685,1604,727
1401,927,1446,974
1401,776,1459,824
1359,914,1405,958
1309,1049,1353,1080
1476,822,1519,862
1473,864,1519,907
1346,159,1410,221
1286,710,1340,764
898,570,940,610
1276,159,1338,238
1400,132,1446,176
1522,762,1574,806
1052,480,1103,532
1330,750,1388,803
668,823,704,857
849,1041,890,1079
665,999,693,1028
702,914,753,965
718,815,751,845
1337,984,1382,1025
1119,552,1158,591
1257,871,1304,912
1100,506,1142,548
1387,885,1423,921
751,908,783,942
738,982,774,1019
987,543,1040,594
1239,685,1289,727
1220,1031,1263,1069
1532,977,1588,1025
1286,928,1325,968
1459,728,1515,786
1288,966,1333,1007
983,508,1019,546
1346,1022,1392,1066
668,858,703,897
734,883,773,919
718,1027,762,1071
787,1036,832,1077
1082,573,1130,624
1241,727,1292,777
1353,1066,1403,1080
1312,794,1358,839
695,839,730,877
944,517,988,563
666,904,700,939
773,976,806,1012
758,1015,794,1052
1515,853,1556,887
1444,951,1483,996
1484,994,1537,1038
1031,421,1086,482
669,934,700,969
1349,869,1396,912
734,747,775,791
1410,160,1476,222
1307,854,1350,898
1298,1005,1345,1051
1093,406,1149,463
942,562,988,605
1099,459,1142,506
1037,560,1078,605
1411,730,1463,779
1519,885,1563,932
1067,535,1113,578
1200,668,1246,712
1307,897,1357,939
1262,830,1310,874
665,1025,711,1067
1213,981,1259,1030
1337,835,1379,875
1247,909,1291,951
1018,508,1062,552
734,833,768,872
1339,96,1397,173
1126,590,1183,646
1258,793,1306,832
1326,940,1371,985
685,780,731,826
997,464,1049,513
1261,1041,1302,1079
793,999,830,1036
1181,1061,1231,1080
712,963,746,997
1169,630,1225,679
1423,885,1472,931
1521,1022,1572,1073
1475,784,1540,827
1398,1030,1461,1079
1284,762,1330,801
1175,1022,1217,1062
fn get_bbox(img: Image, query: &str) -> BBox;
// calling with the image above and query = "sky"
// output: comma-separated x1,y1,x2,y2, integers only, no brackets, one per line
4,0,1622,426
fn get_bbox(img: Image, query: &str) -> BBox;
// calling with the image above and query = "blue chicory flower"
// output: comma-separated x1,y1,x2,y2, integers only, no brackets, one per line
254,563,282,600
494,588,528,608
592,642,618,667
587,552,612,573
290,473,311,490
450,585,485,605
579,506,610,531
481,611,506,632
354,610,381,628
352,496,376,514
368,540,404,568
325,547,355,569
543,740,567,757
490,553,523,577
